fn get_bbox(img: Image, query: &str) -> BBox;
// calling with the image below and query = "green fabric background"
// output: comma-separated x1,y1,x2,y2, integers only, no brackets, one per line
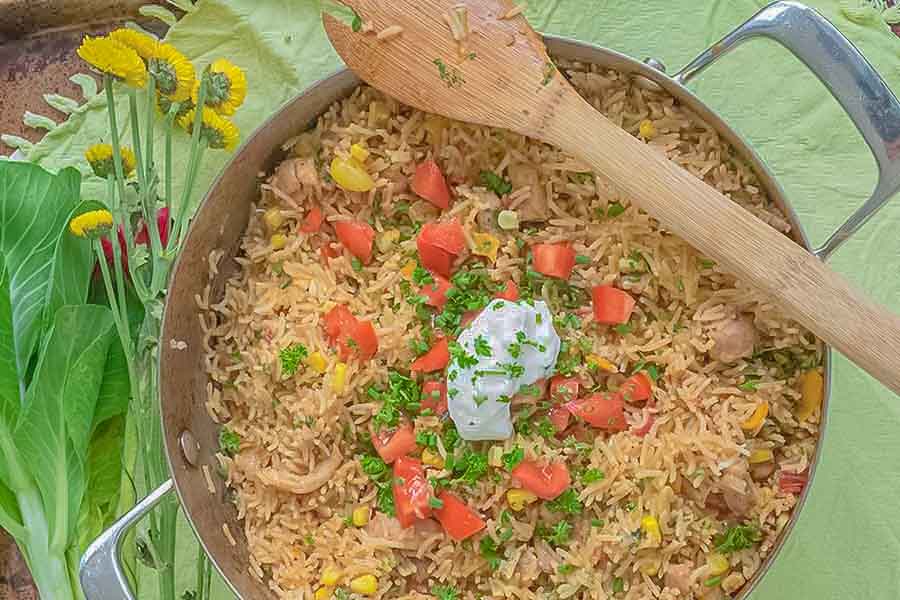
18,0,900,598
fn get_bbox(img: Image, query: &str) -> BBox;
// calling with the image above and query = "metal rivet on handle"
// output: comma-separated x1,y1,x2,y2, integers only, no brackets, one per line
179,430,199,467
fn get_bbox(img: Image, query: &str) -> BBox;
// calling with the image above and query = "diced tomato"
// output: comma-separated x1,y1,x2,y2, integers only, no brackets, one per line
421,275,452,310
420,380,448,415
334,220,375,265
632,412,655,437
340,319,379,361
532,243,576,280
549,376,580,403
320,243,340,263
778,470,808,495
496,280,519,301
548,405,571,433
411,159,452,210
417,221,465,277
393,456,433,528
620,372,652,403
433,492,486,540
511,460,571,500
410,337,450,372
300,205,324,233
565,392,627,431
591,285,636,325
323,305,357,342
460,310,481,329
372,422,417,464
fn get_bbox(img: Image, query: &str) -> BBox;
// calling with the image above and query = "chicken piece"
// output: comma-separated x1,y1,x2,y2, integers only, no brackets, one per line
664,563,694,595
750,461,776,482
709,316,757,363
508,162,548,221
271,157,318,196
257,452,341,495
720,463,757,517
363,513,443,550
721,572,747,595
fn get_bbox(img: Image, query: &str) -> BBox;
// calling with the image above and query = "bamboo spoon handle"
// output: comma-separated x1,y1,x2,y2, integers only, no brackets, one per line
543,90,900,394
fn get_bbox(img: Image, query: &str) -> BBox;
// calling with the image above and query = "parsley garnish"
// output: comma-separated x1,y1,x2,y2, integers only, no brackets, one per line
416,431,439,450
558,564,575,575
704,575,723,587
518,383,543,396
360,454,395,516
714,523,762,554
412,265,434,286
434,58,465,88
606,202,626,218
479,536,502,570
546,489,582,514
536,417,556,439
739,376,761,392
613,322,633,335
369,371,421,429
218,427,240,457
474,335,492,357
436,268,497,336
582,468,605,484
431,585,458,600
611,577,625,593
501,446,524,471
575,254,591,265
428,497,445,509
541,60,556,86
351,257,363,272
537,520,573,547
451,449,489,485
479,170,513,196
350,10,362,32
278,343,308,377
449,341,478,369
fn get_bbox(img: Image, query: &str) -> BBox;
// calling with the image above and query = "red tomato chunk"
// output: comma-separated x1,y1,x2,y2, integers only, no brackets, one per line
334,220,375,264
372,422,417,464
565,392,627,431
411,159,452,210
591,285,636,325
532,243,576,280
511,460,571,500
433,492,486,540
410,337,450,372
393,456,433,528
420,380,448,415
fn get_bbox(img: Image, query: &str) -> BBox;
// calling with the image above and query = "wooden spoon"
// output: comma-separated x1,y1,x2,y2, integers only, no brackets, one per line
323,0,900,394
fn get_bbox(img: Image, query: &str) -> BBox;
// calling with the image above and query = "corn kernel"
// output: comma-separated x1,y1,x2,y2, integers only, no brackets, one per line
264,208,284,231
707,552,730,577
422,448,445,469
748,448,774,464
506,488,538,512
471,232,500,262
330,156,374,193
638,119,657,140
639,556,661,576
270,233,287,250
352,506,370,527
350,143,370,163
400,259,417,279
587,354,617,373
741,400,769,433
321,567,343,587
796,369,823,422
350,574,377,596
314,587,332,600
377,229,400,253
332,362,348,394
641,515,662,547
307,352,327,374
497,209,519,231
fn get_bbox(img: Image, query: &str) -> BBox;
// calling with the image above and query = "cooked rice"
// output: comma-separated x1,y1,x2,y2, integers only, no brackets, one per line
202,58,822,600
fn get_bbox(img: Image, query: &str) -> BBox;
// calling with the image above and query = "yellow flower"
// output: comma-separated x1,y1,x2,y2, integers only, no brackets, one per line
77,35,147,88
193,58,247,116
69,209,114,238
156,94,194,121
85,143,137,178
108,28,159,61
178,107,240,150
149,43,196,103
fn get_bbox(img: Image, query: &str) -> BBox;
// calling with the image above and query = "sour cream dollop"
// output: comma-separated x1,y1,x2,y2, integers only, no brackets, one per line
447,299,561,441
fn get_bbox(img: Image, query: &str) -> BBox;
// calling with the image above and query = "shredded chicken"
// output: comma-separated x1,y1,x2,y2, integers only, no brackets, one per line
508,162,548,221
720,463,757,517
664,563,693,594
271,157,318,196
709,316,756,363
362,513,443,550
257,452,341,495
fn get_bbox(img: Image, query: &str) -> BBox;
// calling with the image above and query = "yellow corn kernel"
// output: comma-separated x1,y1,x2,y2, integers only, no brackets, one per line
270,233,287,250
307,351,327,374
330,157,375,193
350,143,370,163
748,448,774,464
400,259,417,279
638,119,657,140
421,448,445,469
352,506,370,527
639,556,661,576
506,488,538,512
796,369,824,422
350,574,378,596
321,567,343,587
641,515,662,547
741,401,769,433
471,232,500,263
332,362,348,394
586,354,617,373
377,229,400,253
707,552,730,577
263,208,284,231
314,587,332,600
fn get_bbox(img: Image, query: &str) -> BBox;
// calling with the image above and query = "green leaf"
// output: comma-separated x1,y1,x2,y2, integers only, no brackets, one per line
76,415,127,554
68,73,98,99
139,4,178,25
0,477,24,540
92,335,131,430
23,111,58,131
42,93,81,115
13,304,116,547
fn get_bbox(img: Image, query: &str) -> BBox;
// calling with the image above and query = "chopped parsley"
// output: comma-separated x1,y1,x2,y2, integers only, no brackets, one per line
479,170,513,196
412,265,434,286
536,417,556,439
537,520,573,547
360,454,395,516
575,254,591,265
558,564,575,575
431,585,458,600
704,575,723,587
623,501,637,512
541,60,556,86
450,449,489,486
218,427,240,457
546,489,583,514
474,335,492,357
582,468,605,484
501,446,524,471
376,486,396,516
434,58,465,88
350,9,362,32
436,268,497,336
369,371,421,429
518,383,543,396
699,258,716,269
428,497,445,509
416,430,439,450
738,376,761,392
632,360,661,381
613,322,633,336
479,536,502,570
612,577,625,593
351,257,363,272
278,343,308,377
334,589,350,600
409,337,430,356
591,518,605,528
449,341,479,369
606,202,626,218
714,523,762,554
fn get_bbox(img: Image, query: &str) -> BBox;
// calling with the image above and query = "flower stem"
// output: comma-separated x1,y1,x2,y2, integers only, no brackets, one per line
127,88,145,190
104,177,131,342
169,76,207,253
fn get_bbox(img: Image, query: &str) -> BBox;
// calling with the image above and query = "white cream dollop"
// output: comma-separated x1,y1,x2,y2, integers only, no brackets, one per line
447,299,560,441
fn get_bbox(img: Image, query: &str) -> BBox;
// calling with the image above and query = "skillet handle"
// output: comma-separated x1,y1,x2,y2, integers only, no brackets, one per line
79,479,175,600
673,0,900,261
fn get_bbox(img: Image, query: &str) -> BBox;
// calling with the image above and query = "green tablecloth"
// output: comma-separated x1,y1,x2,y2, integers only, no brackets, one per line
17,0,900,598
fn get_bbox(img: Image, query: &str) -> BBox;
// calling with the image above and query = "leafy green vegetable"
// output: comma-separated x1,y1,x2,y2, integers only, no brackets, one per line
704,575,723,587
582,469,605,484
715,523,762,554
538,520,573,546
451,449,489,486
613,322,633,335
479,170,513,196
546,489,582,514
501,446,524,471
416,430,439,450
738,376,760,392
575,254,591,265
474,335,492,357
558,564,575,574
218,427,241,456
435,268,497,336
449,341,478,369
606,202,626,218
279,343,308,377
369,371,421,429
479,535,502,569
432,585,458,600
612,577,625,593
428,496,444,509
